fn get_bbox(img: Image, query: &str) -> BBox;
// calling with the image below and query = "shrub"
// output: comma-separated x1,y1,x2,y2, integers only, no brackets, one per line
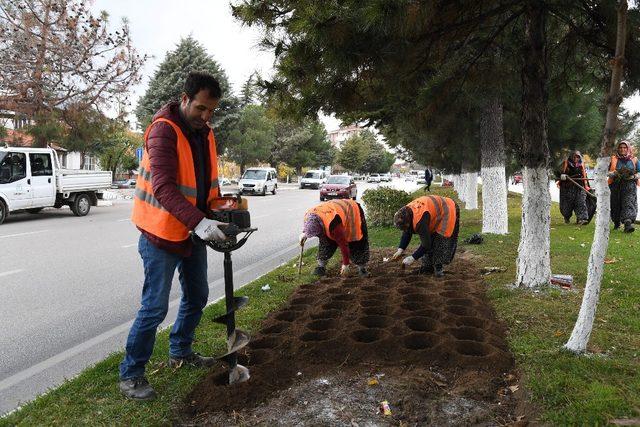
362,187,412,227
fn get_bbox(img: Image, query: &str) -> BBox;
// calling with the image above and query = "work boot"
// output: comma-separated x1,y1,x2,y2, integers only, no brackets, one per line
418,265,434,275
169,352,216,368
313,265,326,276
624,220,635,233
434,265,445,278
613,222,620,230
119,376,156,401
564,217,571,224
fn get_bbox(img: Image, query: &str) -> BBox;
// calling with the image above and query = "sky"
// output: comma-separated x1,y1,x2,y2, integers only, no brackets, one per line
91,1,639,135
90,0,341,132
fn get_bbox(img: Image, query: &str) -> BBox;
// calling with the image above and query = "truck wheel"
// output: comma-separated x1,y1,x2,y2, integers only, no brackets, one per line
71,193,91,216
27,208,43,214
0,200,6,225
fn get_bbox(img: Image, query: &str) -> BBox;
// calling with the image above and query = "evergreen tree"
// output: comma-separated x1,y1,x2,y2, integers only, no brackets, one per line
135,36,240,151
226,104,275,172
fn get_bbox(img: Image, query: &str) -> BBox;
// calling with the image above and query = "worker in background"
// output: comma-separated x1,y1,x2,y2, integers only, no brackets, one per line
556,150,590,225
299,199,369,277
424,168,433,191
608,140,639,232
389,195,459,277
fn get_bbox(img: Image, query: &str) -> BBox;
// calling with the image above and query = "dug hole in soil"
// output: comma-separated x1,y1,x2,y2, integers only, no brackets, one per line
181,249,527,426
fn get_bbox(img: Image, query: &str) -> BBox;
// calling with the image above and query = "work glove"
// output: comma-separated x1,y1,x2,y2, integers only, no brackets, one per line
299,233,307,246
560,174,567,181
402,256,416,266
389,248,404,261
194,217,228,242
340,264,351,277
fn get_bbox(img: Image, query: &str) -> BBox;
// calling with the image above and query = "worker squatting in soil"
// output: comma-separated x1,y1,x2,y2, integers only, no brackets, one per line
299,196,460,279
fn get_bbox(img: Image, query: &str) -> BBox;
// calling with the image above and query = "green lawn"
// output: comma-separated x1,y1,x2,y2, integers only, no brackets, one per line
2,187,639,425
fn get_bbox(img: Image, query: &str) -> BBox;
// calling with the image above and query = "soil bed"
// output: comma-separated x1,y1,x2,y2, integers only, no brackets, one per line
181,250,525,425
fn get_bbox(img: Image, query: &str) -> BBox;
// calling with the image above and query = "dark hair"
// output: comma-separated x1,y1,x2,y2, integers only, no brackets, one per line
184,71,222,100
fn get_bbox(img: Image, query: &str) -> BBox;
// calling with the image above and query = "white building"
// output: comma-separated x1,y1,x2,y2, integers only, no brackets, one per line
328,124,364,149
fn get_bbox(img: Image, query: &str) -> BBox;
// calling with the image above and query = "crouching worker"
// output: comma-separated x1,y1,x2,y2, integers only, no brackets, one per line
299,199,369,277
390,195,460,278
608,140,640,232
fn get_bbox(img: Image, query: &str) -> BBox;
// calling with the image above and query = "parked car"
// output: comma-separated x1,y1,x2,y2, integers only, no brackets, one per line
300,170,328,189
239,167,278,196
219,177,232,186
511,172,523,185
320,175,357,201
380,173,392,182
0,146,112,224
112,178,137,189
366,173,381,183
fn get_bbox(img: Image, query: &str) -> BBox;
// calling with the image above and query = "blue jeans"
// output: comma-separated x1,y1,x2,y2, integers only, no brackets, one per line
119,234,209,380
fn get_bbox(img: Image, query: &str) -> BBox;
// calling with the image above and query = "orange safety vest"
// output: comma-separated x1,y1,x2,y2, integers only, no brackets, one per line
131,118,220,242
608,156,639,186
558,160,590,190
407,195,457,238
305,199,364,242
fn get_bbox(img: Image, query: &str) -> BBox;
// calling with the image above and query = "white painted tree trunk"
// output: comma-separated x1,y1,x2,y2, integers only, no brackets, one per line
515,166,551,287
565,158,611,352
481,166,508,233
463,171,478,210
480,98,508,234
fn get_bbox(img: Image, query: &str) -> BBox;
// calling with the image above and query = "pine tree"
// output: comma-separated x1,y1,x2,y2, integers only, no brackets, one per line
135,36,240,151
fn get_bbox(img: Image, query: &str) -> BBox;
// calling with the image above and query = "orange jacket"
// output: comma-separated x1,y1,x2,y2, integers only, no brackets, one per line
407,196,457,238
305,199,364,242
132,118,220,242
608,156,639,186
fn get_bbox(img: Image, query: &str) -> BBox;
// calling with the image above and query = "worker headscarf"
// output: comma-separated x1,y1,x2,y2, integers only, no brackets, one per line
393,206,413,230
568,150,583,167
617,141,632,161
302,213,324,238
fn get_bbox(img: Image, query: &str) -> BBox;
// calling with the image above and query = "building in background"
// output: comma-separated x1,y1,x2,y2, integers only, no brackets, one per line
328,124,364,149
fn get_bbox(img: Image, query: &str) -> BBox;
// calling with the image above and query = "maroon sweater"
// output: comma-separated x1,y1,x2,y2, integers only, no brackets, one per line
138,102,213,257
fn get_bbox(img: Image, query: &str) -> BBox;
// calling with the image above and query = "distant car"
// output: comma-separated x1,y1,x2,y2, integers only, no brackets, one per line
219,177,232,186
380,173,392,182
300,170,328,189
239,167,278,196
367,173,381,183
320,175,357,201
111,178,136,189
511,173,523,185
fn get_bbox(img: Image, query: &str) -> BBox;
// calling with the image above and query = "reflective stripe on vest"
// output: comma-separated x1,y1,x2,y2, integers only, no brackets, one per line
305,199,364,242
131,118,220,242
407,195,457,238
609,156,639,186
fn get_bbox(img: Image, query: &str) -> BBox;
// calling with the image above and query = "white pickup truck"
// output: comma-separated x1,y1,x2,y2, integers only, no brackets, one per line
0,146,113,224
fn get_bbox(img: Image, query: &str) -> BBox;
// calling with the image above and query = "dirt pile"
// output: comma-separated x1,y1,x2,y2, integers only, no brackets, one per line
181,250,522,425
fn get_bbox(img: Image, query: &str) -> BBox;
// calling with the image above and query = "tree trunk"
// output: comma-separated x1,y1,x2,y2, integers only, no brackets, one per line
480,98,508,234
463,170,478,210
565,0,628,353
516,2,551,288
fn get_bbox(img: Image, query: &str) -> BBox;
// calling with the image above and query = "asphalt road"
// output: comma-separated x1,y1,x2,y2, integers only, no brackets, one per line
0,180,409,414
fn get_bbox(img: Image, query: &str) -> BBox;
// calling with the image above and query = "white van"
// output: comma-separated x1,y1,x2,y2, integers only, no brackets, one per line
238,167,278,196
0,146,112,224
299,170,328,189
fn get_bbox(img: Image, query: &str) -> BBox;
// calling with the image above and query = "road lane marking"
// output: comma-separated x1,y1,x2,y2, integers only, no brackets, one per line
0,230,49,239
0,241,313,395
117,218,130,222
0,269,22,278
121,244,137,248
